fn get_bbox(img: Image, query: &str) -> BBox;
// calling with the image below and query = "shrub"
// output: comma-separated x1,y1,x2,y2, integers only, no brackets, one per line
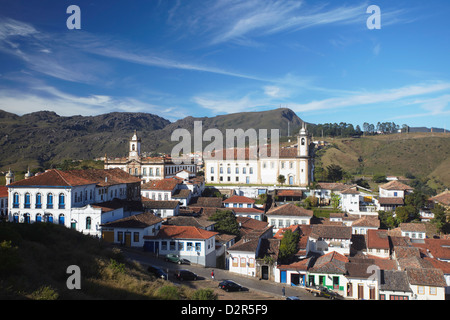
156,285,181,300
191,288,218,300
30,285,59,300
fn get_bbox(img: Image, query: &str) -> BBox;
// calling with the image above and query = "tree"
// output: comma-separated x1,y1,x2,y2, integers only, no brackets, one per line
278,229,300,261
330,192,340,210
431,204,448,233
395,205,416,224
372,174,387,183
277,174,286,185
326,164,343,182
208,210,240,236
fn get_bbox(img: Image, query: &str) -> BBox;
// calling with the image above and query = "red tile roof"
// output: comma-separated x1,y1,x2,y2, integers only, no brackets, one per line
146,225,217,240
429,189,450,206
366,229,390,249
379,180,413,191
0,186,8,198
223,195,255,204
141,178,181,191
266,203,313,217
8,169,94,187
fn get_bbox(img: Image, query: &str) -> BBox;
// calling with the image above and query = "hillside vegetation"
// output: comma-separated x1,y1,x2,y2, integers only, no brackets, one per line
0,222,205,300
317,132,450,190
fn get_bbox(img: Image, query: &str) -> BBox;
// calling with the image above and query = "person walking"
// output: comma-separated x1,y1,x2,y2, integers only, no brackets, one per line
282,286,285,297
211,270,215,280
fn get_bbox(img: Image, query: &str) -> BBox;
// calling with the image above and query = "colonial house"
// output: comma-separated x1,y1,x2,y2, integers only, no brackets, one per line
143,225,218,267
104,131,197,183
429,189,450,212
141,178,181,201
101,212,163,247
399,223,427,241
378,270,413,300
351,216,380,235
224,195,264,221
308,225,352,256
203,124,314,187
340,188,378,216
378,180,414,212
142,199,180,218
365,229,390,258
266,203,313,233
7,168,141,237
306,251,349,293
405,268,447,300
345,259,379,300
227,226,273,277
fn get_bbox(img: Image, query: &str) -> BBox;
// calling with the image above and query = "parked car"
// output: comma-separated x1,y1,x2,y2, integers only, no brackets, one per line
165,254,190,265
147,265,167,280
305,285,340,299
174,269,198,281
218,280,243,292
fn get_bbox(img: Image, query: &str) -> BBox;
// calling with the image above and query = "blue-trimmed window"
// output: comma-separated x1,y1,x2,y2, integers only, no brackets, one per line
24,193,31,208
13,193,19,208
36,193,42,209
47,193,53,209
58,193,65,209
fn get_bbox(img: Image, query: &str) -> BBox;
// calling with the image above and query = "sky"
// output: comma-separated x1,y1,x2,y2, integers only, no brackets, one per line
0,0,449,129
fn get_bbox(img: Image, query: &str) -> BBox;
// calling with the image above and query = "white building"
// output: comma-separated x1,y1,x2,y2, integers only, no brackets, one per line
265,203,313,233
143,225,218,267
7,168,141,237
203,124,314,187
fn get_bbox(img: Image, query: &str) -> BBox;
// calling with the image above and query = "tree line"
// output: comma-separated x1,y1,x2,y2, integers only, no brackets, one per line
307,121,409,138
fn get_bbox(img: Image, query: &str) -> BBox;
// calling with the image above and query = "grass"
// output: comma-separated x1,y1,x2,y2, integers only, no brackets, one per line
0,222,208,300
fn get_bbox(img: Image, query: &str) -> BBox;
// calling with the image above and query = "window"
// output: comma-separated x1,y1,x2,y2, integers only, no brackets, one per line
24,193,31,209
156,168,160,176
143,168,147,176
242,167,246,174
13,193,19,208
249,258,255,268
235,167,239,174
178,242,184,251
195,242,201,251
418,286,425,295
429,287,437,295
227,167,231,174
240,257,246,267
211,167,214,174
220,167,223,174
58,193,65,209
161,241,167,250
47,193,53,209
86,217,91,230
118,232,123,243
170,241,176,251
187,242,193,251
232,257,238,267
250,167,253,174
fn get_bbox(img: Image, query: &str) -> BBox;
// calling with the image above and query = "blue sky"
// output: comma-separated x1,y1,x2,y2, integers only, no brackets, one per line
0,0,449,129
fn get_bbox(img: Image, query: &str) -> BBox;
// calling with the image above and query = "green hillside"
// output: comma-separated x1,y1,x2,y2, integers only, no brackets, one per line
317,132,450,190
0,223,202,300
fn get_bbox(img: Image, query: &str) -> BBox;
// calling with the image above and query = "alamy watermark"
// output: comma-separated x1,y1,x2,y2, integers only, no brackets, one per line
170,121,280,164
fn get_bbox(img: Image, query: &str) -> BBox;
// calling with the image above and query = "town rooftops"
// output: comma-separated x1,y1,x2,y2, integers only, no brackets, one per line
379,270,412,293
406,268,447,287
309,251,349,274
378,197,404,205
379,180,413,191
266,203,313,217
142,199,180,209
400,223,427,233
366,229,390,249
310,225,352,240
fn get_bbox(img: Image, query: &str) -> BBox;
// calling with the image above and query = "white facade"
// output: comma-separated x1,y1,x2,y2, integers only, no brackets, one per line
228,250,257,277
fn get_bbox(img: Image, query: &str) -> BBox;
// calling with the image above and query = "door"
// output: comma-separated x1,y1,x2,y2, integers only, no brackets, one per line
280,270,287,283
102,230,114,243
319,275,325,286
125,232,132,247
289,176,294,185
246,176,250,184
358,284,364,300
261,266,269,280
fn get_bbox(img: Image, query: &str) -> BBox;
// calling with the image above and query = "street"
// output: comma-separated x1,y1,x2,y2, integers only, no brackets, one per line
121,246,327,300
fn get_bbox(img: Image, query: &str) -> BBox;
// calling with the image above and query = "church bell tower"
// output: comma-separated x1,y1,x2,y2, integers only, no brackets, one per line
129,130,141,160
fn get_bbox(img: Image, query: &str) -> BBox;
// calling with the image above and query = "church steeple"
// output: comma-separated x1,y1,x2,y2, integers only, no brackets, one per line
297,122,309,157
5,168,14,185
129,130,141,160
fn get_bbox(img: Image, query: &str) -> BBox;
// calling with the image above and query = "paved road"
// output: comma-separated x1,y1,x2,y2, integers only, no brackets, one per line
121,247,326,300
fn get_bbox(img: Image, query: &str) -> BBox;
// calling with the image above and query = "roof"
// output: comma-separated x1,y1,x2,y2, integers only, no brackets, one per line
145,225,217,240
309,251,349,274
204,146,303,160
141,178,181,191
223,195,255,204
316,182,353,192
172,189,191,199
379,270,412,292
378,197,404,205
341,187,360,194
379,180,413,191
413,238,450,261
8,169,94,187
236,216,269,236
352,216,380,228
366,229,390,249
142,200,180,209
165,216,216,229
345,261,376,279
266,203,313,217
101,212,163,228
8,168,141,188
429,189,450,206
231,207,264,214
257,238,281,260
276,189,303,197
189,197,223,208
400,223,427,233
406,268,447,287
310,225,352,240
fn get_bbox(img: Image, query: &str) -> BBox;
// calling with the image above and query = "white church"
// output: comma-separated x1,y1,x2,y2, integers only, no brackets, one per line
203,124,314,186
